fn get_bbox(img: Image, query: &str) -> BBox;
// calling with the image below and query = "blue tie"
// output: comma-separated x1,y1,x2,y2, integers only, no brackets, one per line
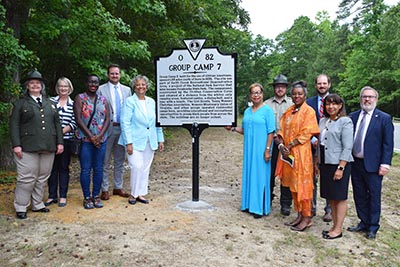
114,85,121,123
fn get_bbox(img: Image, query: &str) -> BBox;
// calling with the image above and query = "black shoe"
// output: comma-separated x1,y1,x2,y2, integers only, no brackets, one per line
365,231,376,239
136,197,149,204
44,198,57,206
16,212,27,219
280,207,290,216
32,207,50,213
323,233,343,240
322,230,329,235
347,225,367,232
253,214,263,219
128,195,136,205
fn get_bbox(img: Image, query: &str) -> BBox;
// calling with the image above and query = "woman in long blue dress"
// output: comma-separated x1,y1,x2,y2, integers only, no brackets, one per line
227,83,275,218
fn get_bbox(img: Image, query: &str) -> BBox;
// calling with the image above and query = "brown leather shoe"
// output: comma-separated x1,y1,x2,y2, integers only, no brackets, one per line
113,189,129,197
323,211,333,222
101,191,110,200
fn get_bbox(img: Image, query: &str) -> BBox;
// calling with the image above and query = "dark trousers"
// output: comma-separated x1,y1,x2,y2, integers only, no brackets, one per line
312,176,331,213
48,139,73,199
312,146,331,214
351,158,383,233
271,143,292,208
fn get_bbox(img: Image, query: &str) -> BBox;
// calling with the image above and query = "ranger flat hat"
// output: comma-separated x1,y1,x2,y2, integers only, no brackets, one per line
272,74,289,86
24,70,45,82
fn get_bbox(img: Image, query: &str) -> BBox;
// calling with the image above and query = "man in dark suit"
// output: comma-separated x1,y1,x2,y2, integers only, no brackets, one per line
348,86,394,239
306,74,332,222
98,64,132,200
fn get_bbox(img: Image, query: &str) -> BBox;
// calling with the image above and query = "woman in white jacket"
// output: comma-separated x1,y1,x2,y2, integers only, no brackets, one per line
119,75,164,205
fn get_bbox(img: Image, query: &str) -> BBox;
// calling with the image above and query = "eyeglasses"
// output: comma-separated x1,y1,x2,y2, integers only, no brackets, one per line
361,95,376,99
87,80,99,85
250,91,263,96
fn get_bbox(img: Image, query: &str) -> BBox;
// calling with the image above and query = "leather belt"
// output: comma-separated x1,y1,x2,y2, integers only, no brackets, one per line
113,122,120,126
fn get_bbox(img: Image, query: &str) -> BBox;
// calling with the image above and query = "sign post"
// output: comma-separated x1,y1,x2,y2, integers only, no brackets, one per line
155,39,237,206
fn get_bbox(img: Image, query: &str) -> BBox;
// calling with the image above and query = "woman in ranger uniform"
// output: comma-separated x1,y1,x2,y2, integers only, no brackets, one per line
10,70,64,219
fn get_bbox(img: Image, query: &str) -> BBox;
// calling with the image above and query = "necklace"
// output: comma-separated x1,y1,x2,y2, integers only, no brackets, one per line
292,106,300,114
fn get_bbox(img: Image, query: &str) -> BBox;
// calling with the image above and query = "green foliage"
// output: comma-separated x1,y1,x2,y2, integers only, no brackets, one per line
0,4,36,101
21,0,156,95
274,16,320,88
0,171,16,184
0,3,38,164
1,0,400,124
337,0,398,113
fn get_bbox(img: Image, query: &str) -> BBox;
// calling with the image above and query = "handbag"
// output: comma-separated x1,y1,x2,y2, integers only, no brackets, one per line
69,95,98,156
69,137,82,156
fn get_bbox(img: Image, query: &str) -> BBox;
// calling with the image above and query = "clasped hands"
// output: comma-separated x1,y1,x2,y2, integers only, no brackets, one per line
90,135,102,148
274,135,290,159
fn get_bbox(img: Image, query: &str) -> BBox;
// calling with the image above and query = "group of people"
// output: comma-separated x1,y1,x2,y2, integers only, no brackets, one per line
228,74,394,240
10,68,394,240
10,64,164,218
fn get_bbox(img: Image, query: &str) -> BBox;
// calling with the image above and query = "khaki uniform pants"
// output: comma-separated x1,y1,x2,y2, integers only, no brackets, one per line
14,152,55,212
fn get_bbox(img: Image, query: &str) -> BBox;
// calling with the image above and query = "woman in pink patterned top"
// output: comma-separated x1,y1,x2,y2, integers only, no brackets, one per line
74,74,110,209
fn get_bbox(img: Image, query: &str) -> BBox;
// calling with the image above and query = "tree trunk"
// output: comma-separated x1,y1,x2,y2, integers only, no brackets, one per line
2,0,31,83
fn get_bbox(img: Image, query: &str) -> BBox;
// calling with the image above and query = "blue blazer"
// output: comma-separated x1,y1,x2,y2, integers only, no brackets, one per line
306,96,320,123
118,94,164,151
350,108,394,172
307,95,347,124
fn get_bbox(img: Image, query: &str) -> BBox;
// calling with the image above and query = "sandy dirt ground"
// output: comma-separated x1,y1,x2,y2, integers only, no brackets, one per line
0,127,399,267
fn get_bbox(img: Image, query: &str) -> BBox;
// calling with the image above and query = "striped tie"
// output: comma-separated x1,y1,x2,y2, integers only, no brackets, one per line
319,97,324,118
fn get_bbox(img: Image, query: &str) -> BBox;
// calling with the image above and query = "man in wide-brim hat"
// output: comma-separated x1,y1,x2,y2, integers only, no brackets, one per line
265,74,293,216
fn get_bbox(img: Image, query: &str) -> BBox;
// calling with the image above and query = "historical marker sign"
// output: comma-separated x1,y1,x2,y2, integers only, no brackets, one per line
155,39,237,127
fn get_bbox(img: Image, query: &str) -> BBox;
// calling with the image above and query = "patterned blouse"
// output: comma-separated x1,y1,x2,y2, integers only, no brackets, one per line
50,96,77,140
77,93,108,143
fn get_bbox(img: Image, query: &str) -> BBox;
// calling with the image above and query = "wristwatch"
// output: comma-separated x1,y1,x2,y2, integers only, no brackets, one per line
337,166,345,171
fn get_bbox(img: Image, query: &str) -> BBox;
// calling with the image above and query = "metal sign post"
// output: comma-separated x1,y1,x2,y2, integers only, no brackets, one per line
182,123,209,201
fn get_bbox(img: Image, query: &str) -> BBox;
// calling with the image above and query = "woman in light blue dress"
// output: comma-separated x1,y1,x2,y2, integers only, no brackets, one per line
227,83,275,218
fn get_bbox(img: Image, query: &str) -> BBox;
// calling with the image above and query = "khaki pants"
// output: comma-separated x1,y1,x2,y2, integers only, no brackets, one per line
14,152,55,212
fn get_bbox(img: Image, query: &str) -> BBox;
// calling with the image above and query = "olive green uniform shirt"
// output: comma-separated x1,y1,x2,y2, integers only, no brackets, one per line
10,95,63,152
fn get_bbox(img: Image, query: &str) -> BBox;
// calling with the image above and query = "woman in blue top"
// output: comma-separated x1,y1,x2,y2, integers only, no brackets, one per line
119,75,164,205
227,83,275,218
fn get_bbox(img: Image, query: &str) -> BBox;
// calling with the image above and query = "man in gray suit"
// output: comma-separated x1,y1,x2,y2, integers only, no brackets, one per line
98,64,132,200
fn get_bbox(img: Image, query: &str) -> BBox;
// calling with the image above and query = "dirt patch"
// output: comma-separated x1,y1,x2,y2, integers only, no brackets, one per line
0,127,399,266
